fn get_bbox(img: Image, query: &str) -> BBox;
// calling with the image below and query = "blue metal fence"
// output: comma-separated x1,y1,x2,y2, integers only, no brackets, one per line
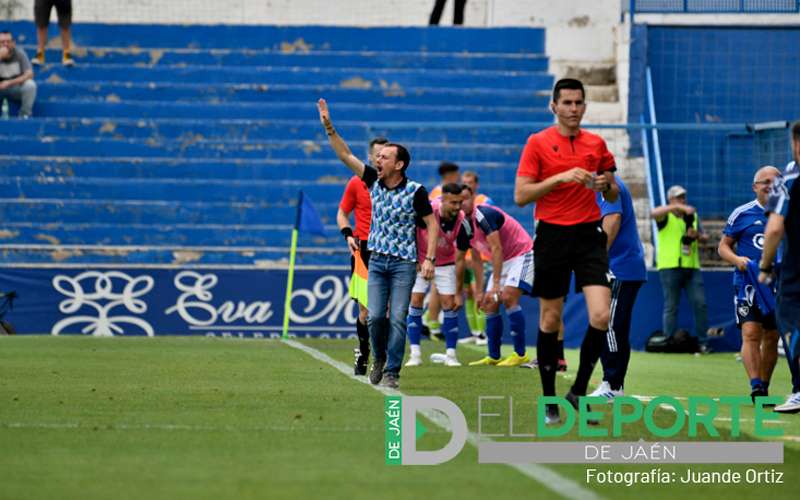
628,0,799,15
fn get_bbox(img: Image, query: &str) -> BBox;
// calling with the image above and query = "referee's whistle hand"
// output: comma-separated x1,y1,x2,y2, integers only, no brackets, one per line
591,175,609,192
560,167,592,185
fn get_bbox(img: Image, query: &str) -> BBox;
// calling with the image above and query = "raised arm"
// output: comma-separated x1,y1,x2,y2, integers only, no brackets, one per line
317,98,365,178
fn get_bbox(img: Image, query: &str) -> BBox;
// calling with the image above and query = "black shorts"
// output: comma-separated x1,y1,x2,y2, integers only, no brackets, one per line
34,0,72,29
349,238,371,274
532,220,611,299
734,291,777,330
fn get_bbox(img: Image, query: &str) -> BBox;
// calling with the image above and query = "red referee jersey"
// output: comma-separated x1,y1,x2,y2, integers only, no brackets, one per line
339,176,372,240
516,126,615,226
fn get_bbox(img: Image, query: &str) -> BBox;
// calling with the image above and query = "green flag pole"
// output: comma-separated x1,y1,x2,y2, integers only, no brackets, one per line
282,228,299,340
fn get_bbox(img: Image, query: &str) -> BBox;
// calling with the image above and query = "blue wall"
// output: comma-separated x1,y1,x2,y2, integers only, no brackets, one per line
629,25,799,217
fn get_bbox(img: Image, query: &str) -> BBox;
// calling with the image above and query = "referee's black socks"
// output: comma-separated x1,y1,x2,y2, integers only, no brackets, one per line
356,318,370,357
571,325,606,396
537,329,559,396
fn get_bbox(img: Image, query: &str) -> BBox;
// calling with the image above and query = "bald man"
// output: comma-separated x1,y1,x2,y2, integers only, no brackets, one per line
718,165,781,403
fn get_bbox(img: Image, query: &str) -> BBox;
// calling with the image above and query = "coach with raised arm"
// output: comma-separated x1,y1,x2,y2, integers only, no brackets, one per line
318,99,438,390
514,78,619,425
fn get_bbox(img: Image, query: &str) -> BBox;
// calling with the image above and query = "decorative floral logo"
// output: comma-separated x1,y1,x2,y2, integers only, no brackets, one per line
51,271,155,337
290,275,357,325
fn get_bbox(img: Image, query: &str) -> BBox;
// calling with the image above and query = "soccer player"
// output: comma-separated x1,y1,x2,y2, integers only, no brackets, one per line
514,78,618,424
459,170,492,345
718,166,781,403
424,161,461,340
759,122,800,414
586,177,647,400
337,137,387,375
406,183,474,367
319,99,438,390
462,185,534,367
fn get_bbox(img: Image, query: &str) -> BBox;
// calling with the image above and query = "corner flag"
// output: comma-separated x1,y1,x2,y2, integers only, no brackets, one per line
282,191,326,339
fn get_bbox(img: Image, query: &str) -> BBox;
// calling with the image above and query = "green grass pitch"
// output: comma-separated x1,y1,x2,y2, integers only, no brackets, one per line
0,336,797,500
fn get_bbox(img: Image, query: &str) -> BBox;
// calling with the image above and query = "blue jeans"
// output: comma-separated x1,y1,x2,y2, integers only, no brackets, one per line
367,253,416,377
660,267,708,344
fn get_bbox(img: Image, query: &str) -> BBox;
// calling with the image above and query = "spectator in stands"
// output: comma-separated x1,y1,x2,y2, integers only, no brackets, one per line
429,0,467,25
651,185,711,352
0,31,36,119
33,0,75,66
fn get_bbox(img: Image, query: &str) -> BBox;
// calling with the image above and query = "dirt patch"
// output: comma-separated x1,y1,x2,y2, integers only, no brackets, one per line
149,49,164,66
0,230,19,239
46,74,65,84
50,248,82,261
302,140,322,156
280,38,312,54
379,79,405,97
34,234,61,245
172,250,203,265
568,16,590,27
317,175,348,185
105,94,121,103
99,121,117,134
340,76,372,90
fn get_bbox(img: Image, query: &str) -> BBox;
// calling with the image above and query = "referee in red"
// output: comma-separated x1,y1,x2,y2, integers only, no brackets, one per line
515,78,619,424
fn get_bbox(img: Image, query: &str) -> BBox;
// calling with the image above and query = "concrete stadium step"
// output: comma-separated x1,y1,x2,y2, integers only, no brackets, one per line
2,136,525,162
0,245,344,266
35,82,550,108
0,176,521,206
37,65,553,89
0,118,542,144
0,222,341,247
34,99,553,122
7,22,545,53
0,157,520,184
0,195,533,227
26,47,548,72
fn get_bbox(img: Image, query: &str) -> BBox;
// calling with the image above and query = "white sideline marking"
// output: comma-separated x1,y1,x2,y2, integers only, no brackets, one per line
0,422,389,433
283,339,600,500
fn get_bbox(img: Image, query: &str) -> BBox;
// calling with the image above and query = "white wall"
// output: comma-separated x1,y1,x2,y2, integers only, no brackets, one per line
6,0,621,65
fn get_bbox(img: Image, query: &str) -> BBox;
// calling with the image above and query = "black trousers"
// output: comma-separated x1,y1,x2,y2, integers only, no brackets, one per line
599,279,644,390
429,0,467,25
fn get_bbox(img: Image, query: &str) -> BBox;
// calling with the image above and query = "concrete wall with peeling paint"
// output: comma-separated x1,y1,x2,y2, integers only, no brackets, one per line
5,0,622,65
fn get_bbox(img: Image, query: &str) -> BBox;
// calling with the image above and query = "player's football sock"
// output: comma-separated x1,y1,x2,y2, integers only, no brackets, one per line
486,313,503,360
571,325,606,396
443,309,459,350
558,339,565,360
356,318,370,356
465,297,479,333
507,305,526,357
477,309,486,333
407,306,424,346
537,329,558,397
763,380,770,392
750,378,764,390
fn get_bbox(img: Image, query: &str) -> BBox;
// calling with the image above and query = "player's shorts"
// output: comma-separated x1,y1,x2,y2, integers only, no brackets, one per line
35,0,72,29
734,288,777,330
464,268,475,286
412,264,456,296
348,239,370,306
532,220,611,299
486,250,534,294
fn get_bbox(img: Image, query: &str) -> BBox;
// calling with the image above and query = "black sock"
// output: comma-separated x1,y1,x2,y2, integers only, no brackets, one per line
558,339,564,360
571,325,606,396
537,329,558,397
356,319,370,356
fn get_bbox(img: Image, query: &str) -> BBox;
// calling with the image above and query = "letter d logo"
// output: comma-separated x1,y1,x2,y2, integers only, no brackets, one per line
400,396,467,465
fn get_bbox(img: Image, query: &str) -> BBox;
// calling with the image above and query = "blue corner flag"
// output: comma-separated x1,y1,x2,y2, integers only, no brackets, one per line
295,190,326,236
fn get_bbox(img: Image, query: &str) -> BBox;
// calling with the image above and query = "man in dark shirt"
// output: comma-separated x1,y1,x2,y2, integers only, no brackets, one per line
759,121,800,413
318,99,438,390
0,31,37,118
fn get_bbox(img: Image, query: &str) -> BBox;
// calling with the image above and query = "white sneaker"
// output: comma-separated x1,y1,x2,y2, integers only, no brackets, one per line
405,354,423,367
774,392,800,414
457,336,476,344
588,381,623,402
474,333,488,346
429,353,446,364
444,355,462,367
